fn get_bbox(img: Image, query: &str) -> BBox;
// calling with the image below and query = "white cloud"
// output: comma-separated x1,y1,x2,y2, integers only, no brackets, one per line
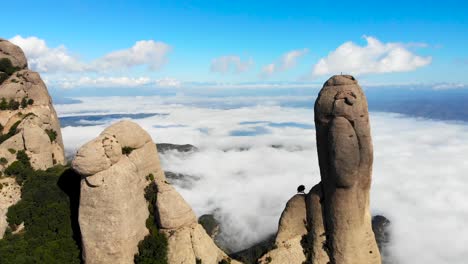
93,40,171,71
210,55,254,73
46,76,183,89
312,36,432,76
54,76,152,89
8,35,171,73
57,96,468,263
9,35,85,73
260,49,309,78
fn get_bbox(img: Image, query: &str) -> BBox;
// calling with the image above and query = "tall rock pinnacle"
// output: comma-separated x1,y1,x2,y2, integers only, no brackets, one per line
314,75,380,264
260,75,381,264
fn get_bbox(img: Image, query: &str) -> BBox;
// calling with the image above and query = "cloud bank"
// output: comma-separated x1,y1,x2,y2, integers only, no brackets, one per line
312,36,432,76
57,96,468,263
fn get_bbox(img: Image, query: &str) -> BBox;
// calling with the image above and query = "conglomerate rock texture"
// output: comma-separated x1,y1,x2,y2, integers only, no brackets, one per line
260,75,381,264
0,39,65,238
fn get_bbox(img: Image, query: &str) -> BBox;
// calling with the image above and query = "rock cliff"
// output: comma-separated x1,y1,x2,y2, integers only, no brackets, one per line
73,120,239,264
72,121,156,264
0,39,65,238
260,75,381,264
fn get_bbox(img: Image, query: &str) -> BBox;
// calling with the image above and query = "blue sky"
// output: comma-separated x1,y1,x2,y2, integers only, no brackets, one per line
1,0,467,90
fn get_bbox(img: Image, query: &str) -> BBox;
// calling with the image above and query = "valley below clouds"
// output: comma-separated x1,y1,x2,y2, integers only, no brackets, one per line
56,95,468,264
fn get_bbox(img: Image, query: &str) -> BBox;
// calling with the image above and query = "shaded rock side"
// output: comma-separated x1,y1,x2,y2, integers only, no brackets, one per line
72,121,158,264
304,184,330,264
258,194,307,264
0,39,65,238
314,75,380,264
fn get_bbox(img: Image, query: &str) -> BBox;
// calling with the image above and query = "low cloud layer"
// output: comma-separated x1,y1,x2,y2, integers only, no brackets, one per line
57,96,468,262
312,36,432,76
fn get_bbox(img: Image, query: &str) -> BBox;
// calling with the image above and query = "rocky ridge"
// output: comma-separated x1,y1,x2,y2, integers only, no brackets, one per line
0,39,65,238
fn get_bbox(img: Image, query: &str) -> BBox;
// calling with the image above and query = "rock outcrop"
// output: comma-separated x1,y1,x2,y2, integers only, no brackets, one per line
155,166,240,264
314,75,380,264
0,39,65,238
258,194,308,264
73,120,238,264
72,121,156,264
260,75,381,264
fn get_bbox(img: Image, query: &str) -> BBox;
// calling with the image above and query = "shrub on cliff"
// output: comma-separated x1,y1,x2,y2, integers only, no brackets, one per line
134,182,168,264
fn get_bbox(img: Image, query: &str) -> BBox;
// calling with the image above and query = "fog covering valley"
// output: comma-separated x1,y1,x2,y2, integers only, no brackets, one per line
55,93,468,264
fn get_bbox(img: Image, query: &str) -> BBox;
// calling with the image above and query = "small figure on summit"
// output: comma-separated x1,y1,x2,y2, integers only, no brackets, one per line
297,185,305,194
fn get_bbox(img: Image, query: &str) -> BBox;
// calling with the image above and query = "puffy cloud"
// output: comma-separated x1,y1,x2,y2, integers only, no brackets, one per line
57,96,468,263
260,48,309,78
210,55,254,73
8,36,171,73
93,40,171,71
9,35,85,73
312,36,432,76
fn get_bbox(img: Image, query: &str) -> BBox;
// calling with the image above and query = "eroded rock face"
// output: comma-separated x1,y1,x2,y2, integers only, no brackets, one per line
0,40,65,170
72,121,157,264
0,38,28,70
314,75,380,264
0,39,65,238
258,194,307,264
156,171,241,264
73,121,237,264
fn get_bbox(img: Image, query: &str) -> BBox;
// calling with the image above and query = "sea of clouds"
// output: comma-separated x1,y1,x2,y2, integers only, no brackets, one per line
56,95,468,263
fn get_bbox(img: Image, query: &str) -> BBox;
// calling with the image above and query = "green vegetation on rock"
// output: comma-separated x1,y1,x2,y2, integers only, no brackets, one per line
45,129,57,142
5,150,33,185
0,97,34,111
0,120,21,145
134,182,168,264
0,165,82,264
